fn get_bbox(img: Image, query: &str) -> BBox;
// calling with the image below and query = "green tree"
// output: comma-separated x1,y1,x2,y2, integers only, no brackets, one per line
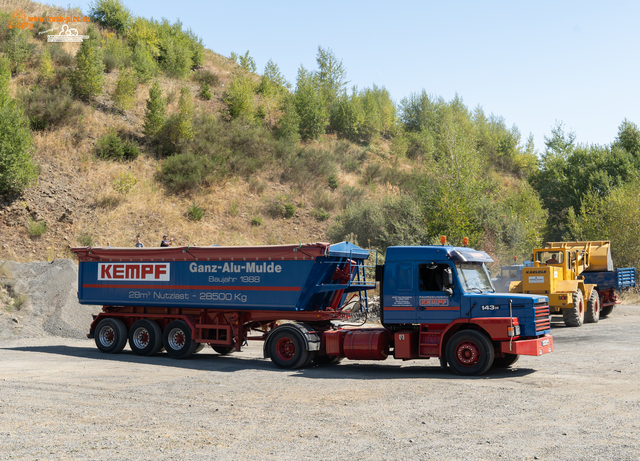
0,57,38,194
131,44,158,83
613,118,640,157
71,27,105,100
315,46,347,108
225,72,256,120
3,28,32,74
38,48,55,84
112,66,138,110
275,94,301,143
294,66,327,140
143,80,166,138
89,0,133,34
176,86,194,142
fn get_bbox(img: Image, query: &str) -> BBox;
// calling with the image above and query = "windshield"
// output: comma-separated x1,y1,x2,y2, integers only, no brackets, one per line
455,262,494,292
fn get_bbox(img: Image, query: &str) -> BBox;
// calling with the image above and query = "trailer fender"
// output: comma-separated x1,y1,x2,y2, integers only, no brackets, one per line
263,323,321,359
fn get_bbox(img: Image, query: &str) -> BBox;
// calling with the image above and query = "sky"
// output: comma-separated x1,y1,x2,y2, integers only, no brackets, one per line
76,0,640,153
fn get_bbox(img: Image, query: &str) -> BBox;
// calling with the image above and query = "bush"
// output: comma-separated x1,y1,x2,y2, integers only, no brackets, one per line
158,153,216,192
199,82,212,100
38,49,54,83
327,174,339,190
251,216,262,226
266,196,296,219
193,69,219,87
89,0,133,34
131,44,157,83
77,232,94,246
18,84,81,131
94,129,139,161
310,208,330,221
112,66,137,111
2,29,32,74
48,44,73,67
0,57,38,195
102,32,132,72
187,202,204,221
112,171,137,195
27,218,47,238
225,72,256,120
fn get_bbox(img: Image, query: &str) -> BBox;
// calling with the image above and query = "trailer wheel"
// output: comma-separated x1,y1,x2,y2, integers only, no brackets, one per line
585,290,600,324
446,330,495,376
563,291,585,327
212,346,235,355
312,355,343,366
268,329,309,369
95,318,128,354
492,353,520,368
128,320,163,356
600,304,615,317
163,320,198,359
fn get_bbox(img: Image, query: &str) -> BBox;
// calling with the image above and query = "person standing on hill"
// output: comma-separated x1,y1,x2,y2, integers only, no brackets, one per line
135,236,144,248
160,235,173,247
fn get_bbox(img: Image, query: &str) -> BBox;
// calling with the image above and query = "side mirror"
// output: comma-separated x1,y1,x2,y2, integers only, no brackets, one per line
444,267,454,297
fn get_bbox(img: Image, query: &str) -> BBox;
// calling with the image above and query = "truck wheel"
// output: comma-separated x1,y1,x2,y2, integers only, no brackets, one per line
446,330,495,376
492,353,519,368
128,320,163,356
600,305,615,317
95,318,128,354
312,355,343,366
212,346,235,355
563,291,585,327
163,320,198,359
268,329,310,369
585,290,601,324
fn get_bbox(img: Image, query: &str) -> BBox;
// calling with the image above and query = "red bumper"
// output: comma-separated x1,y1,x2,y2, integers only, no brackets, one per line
500,334,553,356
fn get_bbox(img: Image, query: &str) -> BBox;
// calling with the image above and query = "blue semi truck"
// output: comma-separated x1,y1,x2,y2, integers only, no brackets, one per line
72,241,553,376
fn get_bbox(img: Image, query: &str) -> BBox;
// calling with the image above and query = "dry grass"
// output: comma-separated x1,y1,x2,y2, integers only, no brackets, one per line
619,287,640,305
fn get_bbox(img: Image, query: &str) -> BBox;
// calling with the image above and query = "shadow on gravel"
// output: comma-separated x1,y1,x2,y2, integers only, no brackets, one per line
3,345,537,380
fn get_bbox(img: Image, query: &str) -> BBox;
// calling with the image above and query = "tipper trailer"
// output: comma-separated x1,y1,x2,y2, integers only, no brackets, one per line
72,241,553,376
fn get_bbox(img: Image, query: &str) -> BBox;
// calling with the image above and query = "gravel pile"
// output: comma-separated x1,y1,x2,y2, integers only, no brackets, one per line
0,259,101,341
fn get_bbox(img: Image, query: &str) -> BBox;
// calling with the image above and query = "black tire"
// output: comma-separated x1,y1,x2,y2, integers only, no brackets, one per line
128,320,163,356
446,330,495,376
600,304,615,317
163,320,198,359
212,346,235,355
94,318,128,354
439,354,448,370
563,291,585,327
312,355,343,366
268,328,310,369
585,290,600,324
492,353,520,368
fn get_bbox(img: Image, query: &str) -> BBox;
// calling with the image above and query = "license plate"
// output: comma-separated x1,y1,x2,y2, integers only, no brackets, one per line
542,339,550,346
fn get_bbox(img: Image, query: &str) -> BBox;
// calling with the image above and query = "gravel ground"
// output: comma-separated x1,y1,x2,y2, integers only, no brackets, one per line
0,304,639,460
0,259,639,460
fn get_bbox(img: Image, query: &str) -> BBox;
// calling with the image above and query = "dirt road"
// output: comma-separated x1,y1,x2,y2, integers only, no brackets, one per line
1,305,639,460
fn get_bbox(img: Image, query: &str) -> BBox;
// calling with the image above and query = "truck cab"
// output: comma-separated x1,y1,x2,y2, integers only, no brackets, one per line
378,245,552,375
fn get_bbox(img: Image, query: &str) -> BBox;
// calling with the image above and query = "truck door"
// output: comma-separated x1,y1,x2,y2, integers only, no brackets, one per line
416,263,460,323
382,262,417,324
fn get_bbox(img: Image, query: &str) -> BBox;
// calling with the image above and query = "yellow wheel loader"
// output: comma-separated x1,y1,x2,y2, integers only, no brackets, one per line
509,241,612,327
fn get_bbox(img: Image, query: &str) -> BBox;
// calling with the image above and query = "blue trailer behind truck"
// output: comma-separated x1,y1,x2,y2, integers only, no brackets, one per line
72,241,553,376
581,267,636,317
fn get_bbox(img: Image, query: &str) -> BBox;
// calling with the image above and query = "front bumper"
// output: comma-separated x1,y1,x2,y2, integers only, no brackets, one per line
500,334,553,356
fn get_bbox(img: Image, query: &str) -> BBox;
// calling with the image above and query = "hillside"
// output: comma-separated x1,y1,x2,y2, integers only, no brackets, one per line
2,0,640,272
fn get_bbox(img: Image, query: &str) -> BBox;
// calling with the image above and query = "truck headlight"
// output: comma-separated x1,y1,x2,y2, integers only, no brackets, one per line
507,325,520,337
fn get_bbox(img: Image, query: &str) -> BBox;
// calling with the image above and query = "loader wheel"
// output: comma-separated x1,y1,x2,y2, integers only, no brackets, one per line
128,319,163,356
268,329,310,369
563,291,585,327
492,353,520,368
585,290,601,324
212,346,235,355
600,305,615,317
163,320,198,359
446,330,495,376
95,318,128,354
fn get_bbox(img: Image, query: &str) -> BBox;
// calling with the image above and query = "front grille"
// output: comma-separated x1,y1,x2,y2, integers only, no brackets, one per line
535,303,551,332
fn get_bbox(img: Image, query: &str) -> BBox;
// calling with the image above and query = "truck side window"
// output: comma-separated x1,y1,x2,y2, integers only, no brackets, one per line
396,264,413,291
418,264,448,292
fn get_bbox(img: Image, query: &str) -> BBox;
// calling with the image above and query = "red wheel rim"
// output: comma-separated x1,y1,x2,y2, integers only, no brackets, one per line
275,337,296,362
455,341,480,367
